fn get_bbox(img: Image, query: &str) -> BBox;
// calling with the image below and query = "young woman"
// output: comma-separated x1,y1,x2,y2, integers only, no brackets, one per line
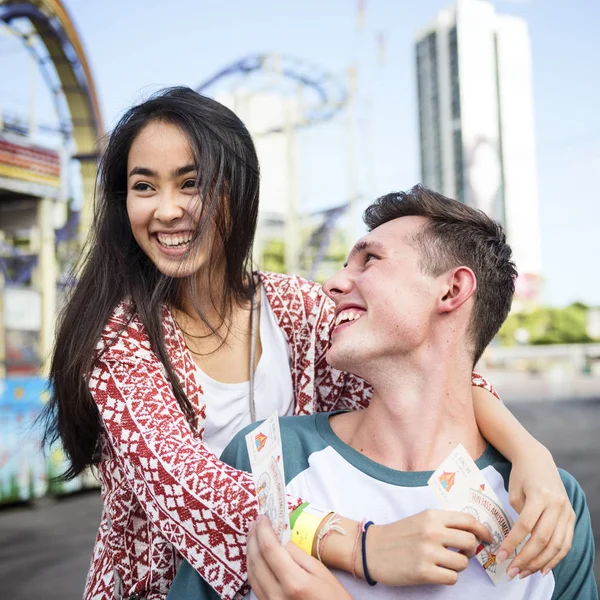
44,87,573,600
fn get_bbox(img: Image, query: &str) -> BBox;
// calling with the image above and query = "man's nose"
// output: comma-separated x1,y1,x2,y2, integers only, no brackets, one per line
323,269,354,301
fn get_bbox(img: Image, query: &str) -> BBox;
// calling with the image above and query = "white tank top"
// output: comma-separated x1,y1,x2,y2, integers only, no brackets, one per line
196,287,295,457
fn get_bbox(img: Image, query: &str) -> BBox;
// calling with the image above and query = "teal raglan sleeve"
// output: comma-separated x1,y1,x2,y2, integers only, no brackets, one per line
166,430,256,600
550,469,598,600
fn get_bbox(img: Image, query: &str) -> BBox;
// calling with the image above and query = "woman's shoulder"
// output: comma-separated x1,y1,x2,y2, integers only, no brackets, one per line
259,270,335,337
94,298,155,361
259,271,328,306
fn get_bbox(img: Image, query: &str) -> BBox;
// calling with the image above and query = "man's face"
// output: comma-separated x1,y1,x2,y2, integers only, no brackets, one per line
323,216,442,376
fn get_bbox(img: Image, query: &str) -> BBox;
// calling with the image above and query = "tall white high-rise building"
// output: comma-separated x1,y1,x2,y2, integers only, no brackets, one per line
416,0,542,292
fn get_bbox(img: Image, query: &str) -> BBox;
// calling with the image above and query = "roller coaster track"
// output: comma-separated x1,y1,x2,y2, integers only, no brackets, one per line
197,54,348,135
0,0,103,235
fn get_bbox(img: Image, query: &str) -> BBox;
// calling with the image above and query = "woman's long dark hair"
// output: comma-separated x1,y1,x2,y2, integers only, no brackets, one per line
43,87,260,479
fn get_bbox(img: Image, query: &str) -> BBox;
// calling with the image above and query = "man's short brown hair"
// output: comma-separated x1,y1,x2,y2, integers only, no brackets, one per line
363,184,517,365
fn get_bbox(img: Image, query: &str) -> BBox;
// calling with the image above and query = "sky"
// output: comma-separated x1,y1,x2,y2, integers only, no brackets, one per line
0,0,599,307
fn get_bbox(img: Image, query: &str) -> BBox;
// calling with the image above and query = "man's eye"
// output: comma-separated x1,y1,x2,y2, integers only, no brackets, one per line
133,182,153,192
365,253,378,263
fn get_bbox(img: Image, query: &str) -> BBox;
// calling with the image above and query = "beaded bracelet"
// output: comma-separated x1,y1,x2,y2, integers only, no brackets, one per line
361,520,378,586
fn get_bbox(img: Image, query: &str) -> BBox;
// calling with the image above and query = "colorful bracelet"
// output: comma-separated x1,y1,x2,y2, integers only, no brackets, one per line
291,504,331,556
351,518,366,579
361,520,378,586
316,513,345,562
289,502,310,530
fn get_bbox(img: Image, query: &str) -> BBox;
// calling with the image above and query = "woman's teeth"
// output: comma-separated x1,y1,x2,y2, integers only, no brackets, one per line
156,233,192,247
335,311,363,327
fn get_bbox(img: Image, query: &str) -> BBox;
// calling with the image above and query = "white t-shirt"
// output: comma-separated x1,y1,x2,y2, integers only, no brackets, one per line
196,287,294,457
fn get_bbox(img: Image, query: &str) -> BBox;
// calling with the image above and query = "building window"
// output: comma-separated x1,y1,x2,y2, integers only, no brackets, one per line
449,25,464,201
416,32,443,191
453,130,464,203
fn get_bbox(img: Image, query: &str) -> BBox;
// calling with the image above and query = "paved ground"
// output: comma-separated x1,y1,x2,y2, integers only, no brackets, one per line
0,398,598,599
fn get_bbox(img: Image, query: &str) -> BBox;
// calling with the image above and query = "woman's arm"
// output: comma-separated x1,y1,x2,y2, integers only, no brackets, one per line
91,356,258,599
472,384,575,578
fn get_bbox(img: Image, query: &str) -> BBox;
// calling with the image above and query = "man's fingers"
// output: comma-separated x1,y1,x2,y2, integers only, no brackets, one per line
247,517,294,598
247,572,268,600
254,516,299,577
247,546,277,600
498,500,544,559
285,540,329,576
426,566,461,586
247,525,278,599
435,547,470,574
442,529,479,556
443,511,494,544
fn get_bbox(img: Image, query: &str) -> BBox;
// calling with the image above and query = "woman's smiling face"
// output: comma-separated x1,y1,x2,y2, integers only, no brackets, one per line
126,120,219,279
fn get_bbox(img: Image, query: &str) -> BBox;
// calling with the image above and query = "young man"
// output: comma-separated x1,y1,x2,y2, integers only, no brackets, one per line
169,186,596,599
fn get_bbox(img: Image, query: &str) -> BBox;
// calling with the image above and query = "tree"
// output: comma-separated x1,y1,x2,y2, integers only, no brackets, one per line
260,239,286,273
531,304,592,345
497,303,595,346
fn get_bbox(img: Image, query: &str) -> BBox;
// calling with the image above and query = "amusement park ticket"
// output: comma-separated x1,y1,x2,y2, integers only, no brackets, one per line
428,444,520,585
245,412,291,543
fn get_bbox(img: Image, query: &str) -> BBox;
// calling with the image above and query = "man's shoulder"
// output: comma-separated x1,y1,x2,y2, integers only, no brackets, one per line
555,468,588,507
226,414,322,448
552,469,597,598
221,414,333,484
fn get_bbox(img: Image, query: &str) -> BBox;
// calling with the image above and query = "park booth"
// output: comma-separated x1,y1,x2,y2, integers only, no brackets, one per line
0,131,95,503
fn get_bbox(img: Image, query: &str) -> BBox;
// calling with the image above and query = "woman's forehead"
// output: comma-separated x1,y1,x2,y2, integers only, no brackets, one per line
128,121,194,171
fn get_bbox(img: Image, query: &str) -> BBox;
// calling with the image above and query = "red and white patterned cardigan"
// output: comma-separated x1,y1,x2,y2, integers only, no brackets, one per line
84,271,496,600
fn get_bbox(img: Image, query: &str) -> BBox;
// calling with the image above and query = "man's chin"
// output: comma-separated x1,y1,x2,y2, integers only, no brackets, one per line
326,348,359,374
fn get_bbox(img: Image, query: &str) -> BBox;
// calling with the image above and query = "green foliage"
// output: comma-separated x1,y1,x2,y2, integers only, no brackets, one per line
259,229,349,280
261,239,286,274
498,303,595,346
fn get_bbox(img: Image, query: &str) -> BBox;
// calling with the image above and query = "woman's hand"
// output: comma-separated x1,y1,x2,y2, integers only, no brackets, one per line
471,383,575,579
247,516,352,600
366,510,494,586
496,444,575,580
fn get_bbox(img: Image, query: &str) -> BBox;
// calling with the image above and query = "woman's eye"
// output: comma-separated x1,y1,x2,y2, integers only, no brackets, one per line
365,253,378,263
133,182,153,192
182,179,197,189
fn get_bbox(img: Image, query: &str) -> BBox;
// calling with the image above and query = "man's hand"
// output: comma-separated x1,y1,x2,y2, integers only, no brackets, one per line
247,516,352,600
367,510,494,586
496,445,575,579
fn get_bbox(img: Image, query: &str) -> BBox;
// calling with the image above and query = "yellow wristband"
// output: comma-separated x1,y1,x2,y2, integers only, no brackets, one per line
291,508,330,555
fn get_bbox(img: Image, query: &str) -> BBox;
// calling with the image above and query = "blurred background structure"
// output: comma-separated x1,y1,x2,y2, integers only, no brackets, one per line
195,53,352,280
416,0,542,303
0,0,102,503
0,0,598,595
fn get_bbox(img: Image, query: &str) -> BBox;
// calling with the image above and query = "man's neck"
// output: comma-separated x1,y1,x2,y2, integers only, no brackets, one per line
331,356,487,472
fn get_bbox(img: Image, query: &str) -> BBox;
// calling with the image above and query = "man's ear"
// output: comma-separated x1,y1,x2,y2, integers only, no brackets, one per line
438,266,477,314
